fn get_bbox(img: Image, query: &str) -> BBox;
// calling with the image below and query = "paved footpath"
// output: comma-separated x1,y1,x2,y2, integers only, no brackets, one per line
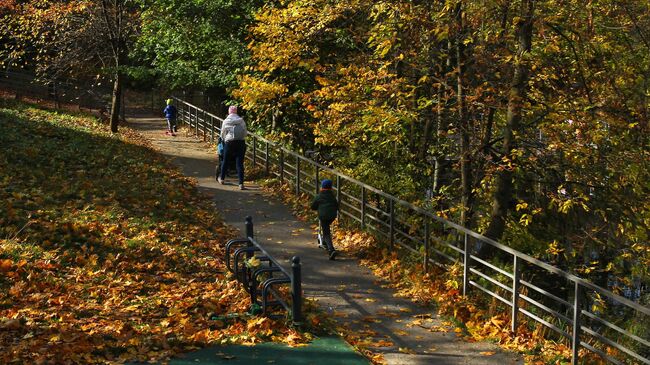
128,117,524,365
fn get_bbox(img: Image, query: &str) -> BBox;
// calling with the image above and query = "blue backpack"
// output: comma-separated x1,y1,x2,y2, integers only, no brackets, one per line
217,137,224,156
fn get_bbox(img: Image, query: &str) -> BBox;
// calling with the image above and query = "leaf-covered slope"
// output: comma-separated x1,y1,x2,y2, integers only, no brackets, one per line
0,100,287,363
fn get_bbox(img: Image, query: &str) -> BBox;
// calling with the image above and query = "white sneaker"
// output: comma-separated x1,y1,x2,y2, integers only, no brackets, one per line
239,184,245,190
217,177,224,184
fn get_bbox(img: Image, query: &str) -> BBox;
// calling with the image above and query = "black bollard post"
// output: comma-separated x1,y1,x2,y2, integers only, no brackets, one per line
291,256,302,326
244,216,254,292
245,216,254,239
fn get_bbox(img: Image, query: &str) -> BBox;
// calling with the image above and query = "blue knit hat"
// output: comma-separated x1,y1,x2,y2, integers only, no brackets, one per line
321,179,333,189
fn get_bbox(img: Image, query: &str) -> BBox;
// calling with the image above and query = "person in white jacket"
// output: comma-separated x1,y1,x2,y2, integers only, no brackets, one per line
218,105,248,189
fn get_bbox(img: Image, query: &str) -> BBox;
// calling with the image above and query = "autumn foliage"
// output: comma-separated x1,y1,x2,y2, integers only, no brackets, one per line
259,178,616,364
236,0,650,294
0,100,301,364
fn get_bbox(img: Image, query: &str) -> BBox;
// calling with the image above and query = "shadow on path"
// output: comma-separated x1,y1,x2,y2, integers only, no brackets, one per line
128,117,524,365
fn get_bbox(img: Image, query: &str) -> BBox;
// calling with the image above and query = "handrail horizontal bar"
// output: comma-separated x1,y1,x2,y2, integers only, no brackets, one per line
368,225,390,239
520,280,573,308
340,190,361,205
173,97,224,122
298,168,315,179
581,326,650,365
393,218,417,233
341,200,362,214
394,227,423,246
468,280,511,306
364,212,390,229
469,255,514,279
282,162,297,172
441,240,464,254
469,268,513,293
174,97,650,319
430,246,457,263
428,257,447,269
519,308,571,339
364,203,388,216
581,310,650,349
340,209,362,223
579,342,625,365
396,240,419,255
519,294,572,324
281,169,297,179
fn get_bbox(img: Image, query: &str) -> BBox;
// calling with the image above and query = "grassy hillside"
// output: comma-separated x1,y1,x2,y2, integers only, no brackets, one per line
0,100,294,363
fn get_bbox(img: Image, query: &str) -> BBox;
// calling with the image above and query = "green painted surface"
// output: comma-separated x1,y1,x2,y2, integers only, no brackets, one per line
143,337,369,365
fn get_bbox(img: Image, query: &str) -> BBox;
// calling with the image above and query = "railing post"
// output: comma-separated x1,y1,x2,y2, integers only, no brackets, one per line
183,104,192,128
252,138,257,167
295,157,301,195
424,218,429,273
210,115,214,142
245,216,254,260
240,216,254,293
195,107,199,136
389,199,394,250
462,233,470,296
571,281,581,365
176,101,181,124
336,176,341,201
336,175,341,220
280,149,285,182
315,166,320,196
202,110,207,141
188,105,192,130
361,186,366,228
511,255,521,333
182,103,186,123
245,215,254,239
265,141,270,175
291,256,302,326
187,104,190,127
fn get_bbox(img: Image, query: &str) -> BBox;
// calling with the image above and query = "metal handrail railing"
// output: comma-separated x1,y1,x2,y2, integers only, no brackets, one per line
175,97,649,365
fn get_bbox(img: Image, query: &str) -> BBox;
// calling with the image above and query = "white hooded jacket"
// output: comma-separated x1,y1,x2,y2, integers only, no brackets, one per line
221,114,247,142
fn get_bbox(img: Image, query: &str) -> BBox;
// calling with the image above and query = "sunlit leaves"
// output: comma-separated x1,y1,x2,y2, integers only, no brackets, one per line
0,100,299,363
136,0,259,90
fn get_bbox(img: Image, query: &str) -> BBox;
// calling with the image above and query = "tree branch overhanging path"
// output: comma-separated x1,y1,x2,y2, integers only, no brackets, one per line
126,115,524,365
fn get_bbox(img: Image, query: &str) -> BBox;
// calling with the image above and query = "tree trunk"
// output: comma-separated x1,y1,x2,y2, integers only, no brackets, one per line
110,70,122,133
432,84,447,193
455,2,473,228
418,83,436,160
481,0,535,256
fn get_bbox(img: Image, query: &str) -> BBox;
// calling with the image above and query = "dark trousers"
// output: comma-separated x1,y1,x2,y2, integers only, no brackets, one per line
220,139,246,184
166,118,177,132
320,218,335,252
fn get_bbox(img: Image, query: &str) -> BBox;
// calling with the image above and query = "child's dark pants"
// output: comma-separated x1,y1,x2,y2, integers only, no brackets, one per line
166,118,177,132
320,218,335,252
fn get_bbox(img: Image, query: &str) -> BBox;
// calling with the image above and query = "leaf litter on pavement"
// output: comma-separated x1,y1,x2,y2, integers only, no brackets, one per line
0,100,303,364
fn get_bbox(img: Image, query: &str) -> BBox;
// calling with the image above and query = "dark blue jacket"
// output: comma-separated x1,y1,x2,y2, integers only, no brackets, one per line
164,105,177,119
311,189,339,221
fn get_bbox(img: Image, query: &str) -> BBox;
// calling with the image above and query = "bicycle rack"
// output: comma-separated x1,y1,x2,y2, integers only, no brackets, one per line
225,216,302,325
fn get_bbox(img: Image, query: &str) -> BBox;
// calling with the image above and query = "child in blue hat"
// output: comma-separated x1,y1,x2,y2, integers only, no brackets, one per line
163,99,177,136
311,179,339,260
